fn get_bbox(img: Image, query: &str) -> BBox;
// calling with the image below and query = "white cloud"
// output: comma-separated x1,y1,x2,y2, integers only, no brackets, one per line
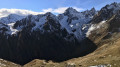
0,7,84,18
42,8,53,13
0,8,44,18
72,7,84,11
42,7,84,13
53,7,68,13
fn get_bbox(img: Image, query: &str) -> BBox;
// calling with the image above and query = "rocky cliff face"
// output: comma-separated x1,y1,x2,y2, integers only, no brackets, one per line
86,2,120,45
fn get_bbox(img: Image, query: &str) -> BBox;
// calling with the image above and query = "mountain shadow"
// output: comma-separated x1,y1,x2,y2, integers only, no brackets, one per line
0,31,97,65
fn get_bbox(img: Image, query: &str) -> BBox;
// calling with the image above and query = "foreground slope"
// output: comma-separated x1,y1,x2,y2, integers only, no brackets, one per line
0,59,21,67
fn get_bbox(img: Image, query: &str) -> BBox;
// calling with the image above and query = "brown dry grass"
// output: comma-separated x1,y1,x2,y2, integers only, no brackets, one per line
64,38,120,67
0,59,21,67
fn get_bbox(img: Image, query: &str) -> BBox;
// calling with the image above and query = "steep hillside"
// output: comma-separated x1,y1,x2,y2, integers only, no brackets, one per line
0,8,97,65
86,2,120,45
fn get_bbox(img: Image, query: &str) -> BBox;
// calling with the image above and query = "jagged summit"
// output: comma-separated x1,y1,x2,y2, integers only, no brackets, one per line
66,7,78,12
82,7,97,19
102,2,120,13
110,2,120,6
64,7,79,15
90,2,120,24
45,12,53,15
90,7,96,14
90,7,96,11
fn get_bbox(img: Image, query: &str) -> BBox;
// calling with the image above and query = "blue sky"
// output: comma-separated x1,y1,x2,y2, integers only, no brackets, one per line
0,0,120,12
0,0,120,18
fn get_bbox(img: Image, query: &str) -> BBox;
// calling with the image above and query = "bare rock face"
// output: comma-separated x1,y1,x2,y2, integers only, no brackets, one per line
86,2,120,45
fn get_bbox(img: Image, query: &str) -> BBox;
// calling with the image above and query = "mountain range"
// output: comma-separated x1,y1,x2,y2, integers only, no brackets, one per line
0,2,120,67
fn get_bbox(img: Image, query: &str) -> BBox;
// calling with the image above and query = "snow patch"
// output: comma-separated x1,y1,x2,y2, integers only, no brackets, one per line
96,21,106,28
7,23,19,35
86,24,96,37
70,24,74,27
86,21,106,37
89,64,111,67
82,25,87,30
32,16,47,30
0,14,25,24
59,16,73,33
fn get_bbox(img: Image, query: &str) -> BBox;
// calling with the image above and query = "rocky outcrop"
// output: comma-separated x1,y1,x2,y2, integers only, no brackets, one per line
86,2,120,46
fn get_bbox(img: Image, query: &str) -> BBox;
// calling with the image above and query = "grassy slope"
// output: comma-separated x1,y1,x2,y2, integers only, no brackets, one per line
0,59,21,67
65,38,120,67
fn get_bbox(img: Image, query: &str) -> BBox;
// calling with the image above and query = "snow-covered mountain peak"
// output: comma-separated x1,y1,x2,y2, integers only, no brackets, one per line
90,7,97,14
82,7,97,18
0,14,25,24
64,7,79,15
90,7,96,12
107,2,120,10
45,12,53,16
66,7,78,12
57,7,98,40
45,12,58,21
100,2,120,14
